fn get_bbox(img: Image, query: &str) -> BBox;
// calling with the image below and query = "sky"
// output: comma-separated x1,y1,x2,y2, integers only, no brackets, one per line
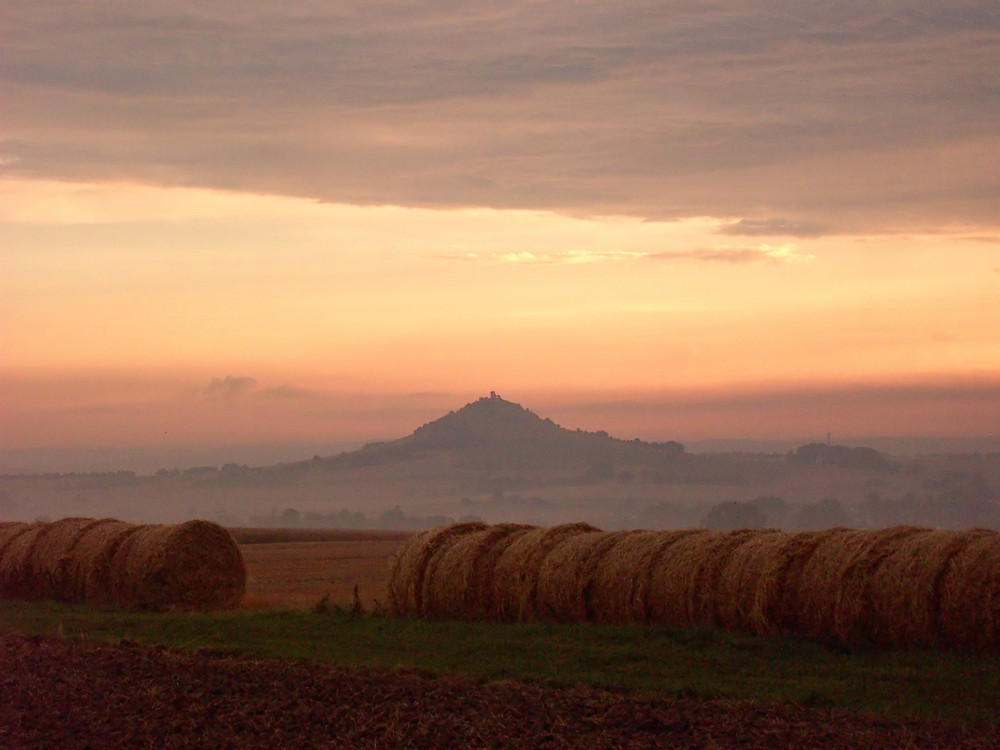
2,1,999,472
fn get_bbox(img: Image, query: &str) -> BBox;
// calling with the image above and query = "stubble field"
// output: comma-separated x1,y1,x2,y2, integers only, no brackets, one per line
233,528,411,611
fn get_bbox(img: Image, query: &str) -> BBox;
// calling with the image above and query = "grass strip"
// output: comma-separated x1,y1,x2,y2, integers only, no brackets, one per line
1,600,997,728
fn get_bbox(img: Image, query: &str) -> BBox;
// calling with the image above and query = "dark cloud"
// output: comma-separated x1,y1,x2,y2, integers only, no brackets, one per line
3,1,999,232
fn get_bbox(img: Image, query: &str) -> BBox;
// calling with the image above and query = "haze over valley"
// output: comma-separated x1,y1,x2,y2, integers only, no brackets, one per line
3,395,998,534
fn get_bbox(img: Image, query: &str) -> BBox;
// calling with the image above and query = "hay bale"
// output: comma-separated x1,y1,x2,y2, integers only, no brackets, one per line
491,522,599,621
107,520,246,611
713,529,789,634
0,522,33,597
795,526,927,645
536,529,633,623
867,529,976,648
386,522,488,617
763,530,833,634
0,521,29,542
0,524,46,599
461,523,536,620
587,530,707,625
0,522,31,561
647,529,760,629
422,523,533,620
65,519,140,605
833,525,928,645
938,531,1000,651
792,528,870,640
691,529,769,628
22,517,105,600
387,528,432,615
630,529,712,624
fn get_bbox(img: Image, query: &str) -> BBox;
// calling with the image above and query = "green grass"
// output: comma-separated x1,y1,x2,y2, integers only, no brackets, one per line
2,600,998,728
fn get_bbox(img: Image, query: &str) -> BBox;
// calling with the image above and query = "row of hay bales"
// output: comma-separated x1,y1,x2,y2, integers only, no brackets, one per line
388,522,1000,650
0,517,246,611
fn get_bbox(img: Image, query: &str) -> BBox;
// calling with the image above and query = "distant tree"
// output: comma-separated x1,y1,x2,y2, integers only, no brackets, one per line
787,443,890,471
700,501,766,531
280,507,301,527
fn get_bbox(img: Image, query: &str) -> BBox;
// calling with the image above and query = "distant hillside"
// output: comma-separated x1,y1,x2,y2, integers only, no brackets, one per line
322,393,684,471
403,393,565,448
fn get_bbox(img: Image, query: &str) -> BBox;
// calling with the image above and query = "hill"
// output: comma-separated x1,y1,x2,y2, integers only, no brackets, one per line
329,392,685,472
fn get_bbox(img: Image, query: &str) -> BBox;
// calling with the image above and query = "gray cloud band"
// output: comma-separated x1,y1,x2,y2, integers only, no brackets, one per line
3,1,998,233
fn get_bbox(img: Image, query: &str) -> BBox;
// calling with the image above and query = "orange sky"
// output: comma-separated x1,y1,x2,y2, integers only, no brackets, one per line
2,3,999,470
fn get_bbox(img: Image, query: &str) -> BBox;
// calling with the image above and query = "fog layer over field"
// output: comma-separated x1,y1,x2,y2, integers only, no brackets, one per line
3,397,998,532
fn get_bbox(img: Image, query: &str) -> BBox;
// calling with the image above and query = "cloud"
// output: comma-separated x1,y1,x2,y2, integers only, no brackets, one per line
647,245,814,264
435,249,644,265
436,242,814,266
3,1,998,233
204,376,257,398
718,218,828,238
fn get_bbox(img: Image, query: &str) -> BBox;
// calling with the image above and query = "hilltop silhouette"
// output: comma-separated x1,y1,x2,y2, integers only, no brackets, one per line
365,392,685,469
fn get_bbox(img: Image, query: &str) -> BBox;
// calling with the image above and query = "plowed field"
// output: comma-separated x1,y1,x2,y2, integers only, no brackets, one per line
2,634,995,749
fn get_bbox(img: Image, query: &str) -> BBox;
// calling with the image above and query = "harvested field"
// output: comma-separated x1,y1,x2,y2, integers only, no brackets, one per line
240,536,408,611
230,528,412,545
389,522,1000,651
2,634,995,749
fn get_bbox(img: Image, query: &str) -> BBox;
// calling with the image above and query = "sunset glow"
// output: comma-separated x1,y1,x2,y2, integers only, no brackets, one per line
2,2,999,471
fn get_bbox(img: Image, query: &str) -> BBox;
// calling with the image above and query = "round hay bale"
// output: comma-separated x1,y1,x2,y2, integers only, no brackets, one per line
713,528,788,634
764,530,834,634
938,531,1000,651
792,528,871,641
867,529,977,648
66,519,139,605
0,521,29,541
462,523,536,620
491,522,600,622
0,523,46,599
107,520,246,611
387,528,432,615
22,517,104,600
795,526,927,645
536,529,633,623
630,529,712,624
0,522,31,560
647,529,760,629
385,522,488,617
422,523,533,621
0,522,33,597
833,525,928,645
588,529,709,625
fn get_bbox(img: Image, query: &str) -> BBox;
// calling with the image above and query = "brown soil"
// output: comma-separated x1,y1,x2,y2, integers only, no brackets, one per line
1,634,994,749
